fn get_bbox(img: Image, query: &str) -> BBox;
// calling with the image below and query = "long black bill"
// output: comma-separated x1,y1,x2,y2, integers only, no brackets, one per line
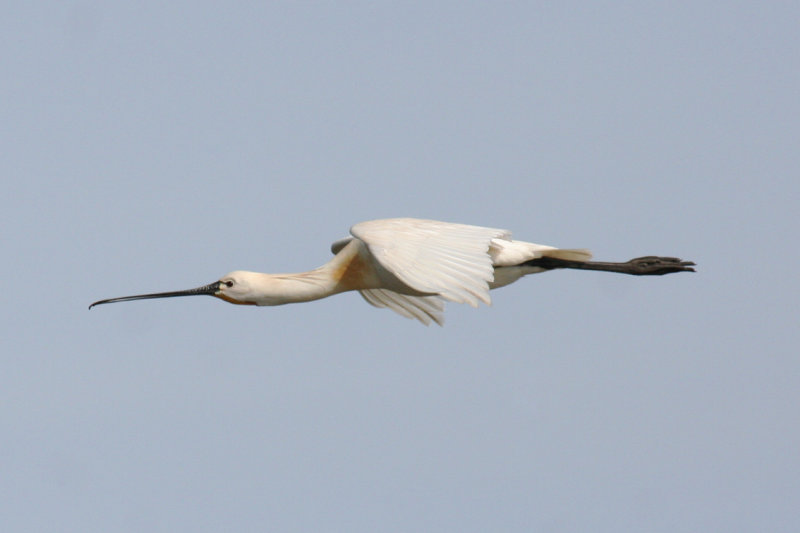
89,281,222,309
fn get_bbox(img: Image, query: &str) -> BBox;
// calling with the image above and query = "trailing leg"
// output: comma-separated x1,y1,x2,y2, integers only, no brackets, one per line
522,255,696,276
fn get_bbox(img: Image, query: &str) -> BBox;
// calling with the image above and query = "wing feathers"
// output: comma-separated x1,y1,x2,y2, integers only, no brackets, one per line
351,218,509,307
359,289,446,326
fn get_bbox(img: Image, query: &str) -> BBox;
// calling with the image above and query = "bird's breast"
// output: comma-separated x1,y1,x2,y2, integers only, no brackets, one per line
327,239,429,296
332,251,381,291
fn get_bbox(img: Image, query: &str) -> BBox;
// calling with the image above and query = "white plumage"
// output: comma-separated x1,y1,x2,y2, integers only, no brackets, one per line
343,219,588,325
352,218,511,306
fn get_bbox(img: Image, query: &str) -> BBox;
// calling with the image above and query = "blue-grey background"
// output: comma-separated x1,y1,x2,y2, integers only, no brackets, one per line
3,2,798,532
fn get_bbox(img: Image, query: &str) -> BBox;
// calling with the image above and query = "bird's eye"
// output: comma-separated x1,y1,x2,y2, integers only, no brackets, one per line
224,280,234,288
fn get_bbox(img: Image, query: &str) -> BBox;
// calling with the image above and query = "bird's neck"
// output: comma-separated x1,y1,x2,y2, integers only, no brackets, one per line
246,270,340,305
247,240,381,306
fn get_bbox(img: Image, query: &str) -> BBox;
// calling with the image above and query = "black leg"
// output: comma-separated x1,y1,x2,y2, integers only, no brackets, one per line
523,256,696,276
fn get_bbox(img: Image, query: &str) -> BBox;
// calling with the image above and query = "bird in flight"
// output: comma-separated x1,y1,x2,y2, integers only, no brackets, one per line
89,218,695,326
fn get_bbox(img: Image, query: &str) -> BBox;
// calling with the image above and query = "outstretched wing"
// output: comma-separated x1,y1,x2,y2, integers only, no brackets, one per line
350,218,510,307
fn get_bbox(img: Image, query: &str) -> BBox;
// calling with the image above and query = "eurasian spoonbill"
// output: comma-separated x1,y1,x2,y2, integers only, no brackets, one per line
89,218,695,325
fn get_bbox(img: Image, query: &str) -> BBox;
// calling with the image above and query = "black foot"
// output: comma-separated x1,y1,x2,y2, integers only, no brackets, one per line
624,256,696,276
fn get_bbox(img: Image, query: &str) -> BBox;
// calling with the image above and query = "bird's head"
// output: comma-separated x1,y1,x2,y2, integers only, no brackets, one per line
214,271,258,305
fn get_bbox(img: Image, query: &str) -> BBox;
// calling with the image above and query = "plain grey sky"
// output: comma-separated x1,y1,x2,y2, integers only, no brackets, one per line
3,2,798,532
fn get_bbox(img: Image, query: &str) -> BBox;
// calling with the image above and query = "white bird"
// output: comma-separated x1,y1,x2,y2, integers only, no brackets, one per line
89,218,695,326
